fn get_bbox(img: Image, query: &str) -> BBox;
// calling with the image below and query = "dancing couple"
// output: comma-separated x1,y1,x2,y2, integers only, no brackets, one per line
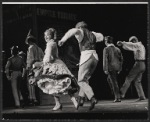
29,21,104,111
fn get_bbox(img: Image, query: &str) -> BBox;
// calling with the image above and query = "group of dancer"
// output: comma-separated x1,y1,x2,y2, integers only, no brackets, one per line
5,21,146,111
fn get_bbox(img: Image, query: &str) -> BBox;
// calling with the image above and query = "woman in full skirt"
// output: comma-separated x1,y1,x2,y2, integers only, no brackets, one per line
28,28,79,111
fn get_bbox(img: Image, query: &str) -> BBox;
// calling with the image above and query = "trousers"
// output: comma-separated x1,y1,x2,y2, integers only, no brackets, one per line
10,71,23,106
120,61,146,98
107,71,120,99
27,70,37,100
78,55,98,100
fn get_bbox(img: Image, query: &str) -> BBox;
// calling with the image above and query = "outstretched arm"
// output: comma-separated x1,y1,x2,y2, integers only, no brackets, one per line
117,41,139,51
122,42,139,51
58,28,81,46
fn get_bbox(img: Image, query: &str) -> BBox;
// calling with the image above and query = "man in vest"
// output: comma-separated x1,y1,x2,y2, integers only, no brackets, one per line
58,21,104,110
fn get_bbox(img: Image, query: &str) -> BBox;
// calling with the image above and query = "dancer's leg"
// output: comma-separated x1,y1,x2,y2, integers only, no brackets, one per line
53,95,62,110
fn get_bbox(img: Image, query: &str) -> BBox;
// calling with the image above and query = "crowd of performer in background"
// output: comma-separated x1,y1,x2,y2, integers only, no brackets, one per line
3,21,146,111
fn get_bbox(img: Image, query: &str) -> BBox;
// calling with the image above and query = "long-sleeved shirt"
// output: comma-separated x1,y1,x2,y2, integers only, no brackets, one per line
103,44,123,72
122,41,146,60
43,40,59,64
26,44,44,68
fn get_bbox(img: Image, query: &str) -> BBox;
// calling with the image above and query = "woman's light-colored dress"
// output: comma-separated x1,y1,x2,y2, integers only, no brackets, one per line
31,40,75,95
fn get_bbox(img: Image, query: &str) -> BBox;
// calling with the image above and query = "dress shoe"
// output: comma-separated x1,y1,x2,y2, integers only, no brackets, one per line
15,105,21,109
120,94,125,99
120,91,125,99
136,97,146,102
114,99,121,102
28,101,34,106
52,104,62,111
79,97,85,106
20,100,25,108
76,96,84,110
89,97,97,111
21,103,25,108
33,100,39,106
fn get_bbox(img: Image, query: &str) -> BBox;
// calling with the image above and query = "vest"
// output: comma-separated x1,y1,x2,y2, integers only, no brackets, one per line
79,28,96,51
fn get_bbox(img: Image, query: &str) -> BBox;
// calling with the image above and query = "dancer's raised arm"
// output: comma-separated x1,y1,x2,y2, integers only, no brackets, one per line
58,28,82,46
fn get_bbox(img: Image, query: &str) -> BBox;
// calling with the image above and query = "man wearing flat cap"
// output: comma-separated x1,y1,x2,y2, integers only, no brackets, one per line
117,36,146,101
58,21,104,110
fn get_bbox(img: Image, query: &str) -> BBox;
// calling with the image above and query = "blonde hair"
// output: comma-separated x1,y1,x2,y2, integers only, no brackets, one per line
44,28,57,40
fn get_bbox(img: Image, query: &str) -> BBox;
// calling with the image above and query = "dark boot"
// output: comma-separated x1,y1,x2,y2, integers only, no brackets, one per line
33,99,39,106
114,98,121,102
120,90,125,99
20,100,25,108
28,99,34,106
79,97,85,106
136,96,146,102
89,97,97,111
76,96,84,110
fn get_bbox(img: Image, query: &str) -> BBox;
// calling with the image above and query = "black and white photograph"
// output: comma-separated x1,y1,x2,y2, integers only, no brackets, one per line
1,1,149,120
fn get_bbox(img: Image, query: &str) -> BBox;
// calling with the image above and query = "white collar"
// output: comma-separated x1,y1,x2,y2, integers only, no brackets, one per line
107,44,115,47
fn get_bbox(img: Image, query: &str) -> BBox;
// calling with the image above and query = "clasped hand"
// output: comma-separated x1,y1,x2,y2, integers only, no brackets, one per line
117,41,123,46
58,40,65,47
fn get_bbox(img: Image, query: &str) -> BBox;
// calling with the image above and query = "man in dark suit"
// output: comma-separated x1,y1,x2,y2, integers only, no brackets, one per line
103,36,123,102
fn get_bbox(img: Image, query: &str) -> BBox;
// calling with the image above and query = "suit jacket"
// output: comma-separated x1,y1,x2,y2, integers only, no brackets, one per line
6,55,26,71
103,44,123,72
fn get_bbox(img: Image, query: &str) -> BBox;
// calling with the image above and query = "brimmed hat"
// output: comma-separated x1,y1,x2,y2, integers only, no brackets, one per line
129,36,138,42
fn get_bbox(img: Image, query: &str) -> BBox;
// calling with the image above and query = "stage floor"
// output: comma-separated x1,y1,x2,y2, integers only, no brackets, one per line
2,99,149,120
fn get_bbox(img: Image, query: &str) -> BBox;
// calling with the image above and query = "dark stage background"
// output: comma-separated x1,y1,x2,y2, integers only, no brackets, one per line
2,4,148,108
